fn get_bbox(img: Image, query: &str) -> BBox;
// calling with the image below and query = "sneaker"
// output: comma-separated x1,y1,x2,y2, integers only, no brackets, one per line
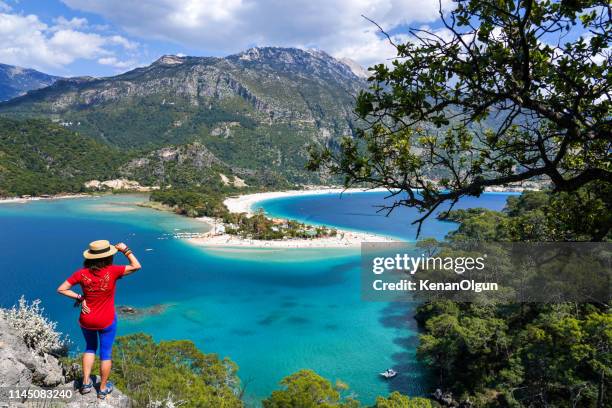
98,381,114,400
80,378,94,394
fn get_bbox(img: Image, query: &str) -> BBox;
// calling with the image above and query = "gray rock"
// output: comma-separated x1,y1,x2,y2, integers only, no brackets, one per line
31,354,63,387
432,388,459,407
0,315,130,407
64,377,131,408
0,318,63,388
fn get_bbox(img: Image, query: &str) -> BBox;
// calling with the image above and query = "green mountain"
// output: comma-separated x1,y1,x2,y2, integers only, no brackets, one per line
0,118,123,196
0,63,60,102
0,47,367,184
119,142,290,189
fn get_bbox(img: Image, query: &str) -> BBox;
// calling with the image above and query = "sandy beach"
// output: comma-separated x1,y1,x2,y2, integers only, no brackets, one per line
0,193,91,204
187,188,398,249
188,226,397,249
224,187,387,216
223,185,538,216
187,184,539,249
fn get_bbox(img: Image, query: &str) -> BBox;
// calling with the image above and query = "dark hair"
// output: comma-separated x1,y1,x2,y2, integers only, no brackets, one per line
83,255,114,272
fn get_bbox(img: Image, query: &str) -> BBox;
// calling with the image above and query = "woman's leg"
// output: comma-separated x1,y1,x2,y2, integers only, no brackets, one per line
99,360,112,392
80,327,98,388
82,353,95,384
98,317,118,392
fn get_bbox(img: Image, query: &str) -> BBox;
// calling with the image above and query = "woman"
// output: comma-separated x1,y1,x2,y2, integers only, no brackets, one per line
57,240,141,399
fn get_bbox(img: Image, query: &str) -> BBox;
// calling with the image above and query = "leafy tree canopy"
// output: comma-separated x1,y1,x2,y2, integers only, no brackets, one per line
415,190,611,406
309,0,611,235
65,333,243,408
0,117,124,196
372,392,435,408
262,369,360,408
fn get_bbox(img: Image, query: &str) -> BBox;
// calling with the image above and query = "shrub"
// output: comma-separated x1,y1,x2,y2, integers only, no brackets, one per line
263,369,359,408
147,393,185,408
2,296,67,355
62,333,243,408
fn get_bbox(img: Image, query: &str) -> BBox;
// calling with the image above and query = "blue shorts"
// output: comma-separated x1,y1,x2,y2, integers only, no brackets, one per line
81,316,117,361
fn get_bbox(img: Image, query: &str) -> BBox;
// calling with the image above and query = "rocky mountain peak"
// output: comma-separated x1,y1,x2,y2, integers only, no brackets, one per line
0,63,60,101
227,46,365,83
338,57,369,79
0,46,365,184
154,55,186,66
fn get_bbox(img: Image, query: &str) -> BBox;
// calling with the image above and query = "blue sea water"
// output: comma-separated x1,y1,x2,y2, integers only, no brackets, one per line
256,190,514,241
0,192,514,405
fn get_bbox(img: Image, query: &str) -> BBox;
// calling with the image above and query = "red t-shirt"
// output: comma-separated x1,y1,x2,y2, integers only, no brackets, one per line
67,265,126,330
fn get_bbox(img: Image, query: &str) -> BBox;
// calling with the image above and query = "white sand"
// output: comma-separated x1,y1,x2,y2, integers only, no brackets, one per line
224,188,387,216
188,188,398,249
0,193,90,204
188,228,396,249
223,185,537,216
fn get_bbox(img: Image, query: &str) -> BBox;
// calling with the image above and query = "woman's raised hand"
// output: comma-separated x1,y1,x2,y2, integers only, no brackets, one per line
115,242,128,253
81,299,90,314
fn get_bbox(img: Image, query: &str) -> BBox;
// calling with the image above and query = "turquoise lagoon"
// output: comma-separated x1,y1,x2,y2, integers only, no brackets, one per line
0,192,514,405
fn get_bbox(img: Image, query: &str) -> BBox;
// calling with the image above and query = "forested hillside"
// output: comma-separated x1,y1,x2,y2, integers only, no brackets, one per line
0,118,123,196
0,47,366,184
417,189,611,406
0,116,295,197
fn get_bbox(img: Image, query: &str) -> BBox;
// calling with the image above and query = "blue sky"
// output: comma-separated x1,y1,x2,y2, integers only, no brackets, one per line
0,0,451,77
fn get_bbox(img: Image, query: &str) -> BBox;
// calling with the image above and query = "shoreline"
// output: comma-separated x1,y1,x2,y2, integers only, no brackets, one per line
188,220,397,249
224,185,537,216
0,193,93,204
224,187,387,216
188,185,533,249
187,188,399,249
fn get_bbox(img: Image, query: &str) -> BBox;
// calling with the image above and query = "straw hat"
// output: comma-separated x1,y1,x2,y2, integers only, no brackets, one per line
83,240,118,259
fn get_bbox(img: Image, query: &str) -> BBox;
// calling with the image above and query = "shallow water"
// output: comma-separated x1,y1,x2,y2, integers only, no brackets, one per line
0,192,513,405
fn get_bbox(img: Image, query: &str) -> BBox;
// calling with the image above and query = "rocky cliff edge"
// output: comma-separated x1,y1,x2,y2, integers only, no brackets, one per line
0,315,130,407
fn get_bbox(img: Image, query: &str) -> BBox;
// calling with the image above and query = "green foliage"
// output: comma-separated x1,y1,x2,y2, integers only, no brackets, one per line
263,370,435,408
263,369,359,408
416,189,611,406
0,49,360,184
150,188,338,240
64,333,242,407
0,116,293,196
224,209,337,240
439,208,507,241
446,186,611,242
0,117,124,196
372,392,435,408
309,0,611,235
150,188,230,218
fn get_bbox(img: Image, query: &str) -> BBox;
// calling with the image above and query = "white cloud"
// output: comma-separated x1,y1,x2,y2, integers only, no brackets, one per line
0,1,11,12
0,10,139,73
108,35,138,50
49,30,108,60
332,32,412,68
97,56,136,69
52,16,88,30
62,0,451,67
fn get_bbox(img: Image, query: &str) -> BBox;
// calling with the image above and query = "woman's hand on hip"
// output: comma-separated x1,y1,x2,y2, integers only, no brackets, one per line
81,300,90,314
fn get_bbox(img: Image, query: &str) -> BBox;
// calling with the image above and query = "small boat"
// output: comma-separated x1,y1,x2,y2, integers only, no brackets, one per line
380,369,397,379
145,248,154,251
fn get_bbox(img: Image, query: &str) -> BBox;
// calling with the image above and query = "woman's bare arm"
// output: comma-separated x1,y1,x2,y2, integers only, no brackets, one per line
57,281,90,313
115,242,141,276
57,280,80,300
